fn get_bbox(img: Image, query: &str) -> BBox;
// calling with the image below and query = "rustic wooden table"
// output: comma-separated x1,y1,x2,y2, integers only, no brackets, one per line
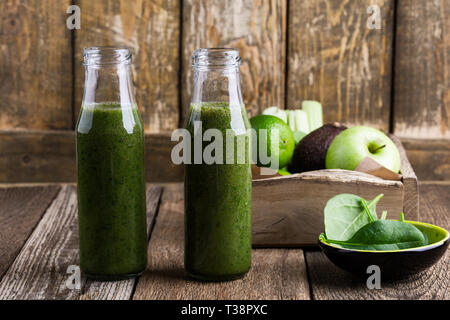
0,183,448,300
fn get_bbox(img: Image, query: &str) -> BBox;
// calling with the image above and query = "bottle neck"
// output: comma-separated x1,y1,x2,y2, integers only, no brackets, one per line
83,63,135,107
82,46,135,107
191,67,243,106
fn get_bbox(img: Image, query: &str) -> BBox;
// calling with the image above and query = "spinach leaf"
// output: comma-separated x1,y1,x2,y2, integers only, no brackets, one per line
327,220,425,251
380,210,387,220
324,194,383,241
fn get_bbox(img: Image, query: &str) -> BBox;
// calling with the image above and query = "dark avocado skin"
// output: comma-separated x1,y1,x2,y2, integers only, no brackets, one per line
288,123,347,173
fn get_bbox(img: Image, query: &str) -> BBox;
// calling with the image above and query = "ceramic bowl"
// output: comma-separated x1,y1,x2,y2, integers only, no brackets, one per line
318,221,449,279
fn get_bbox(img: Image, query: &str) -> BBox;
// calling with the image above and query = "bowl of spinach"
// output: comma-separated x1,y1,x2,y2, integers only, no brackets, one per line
318,193,449,279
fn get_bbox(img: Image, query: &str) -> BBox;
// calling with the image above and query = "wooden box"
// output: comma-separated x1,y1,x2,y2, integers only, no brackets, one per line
251,135,419,247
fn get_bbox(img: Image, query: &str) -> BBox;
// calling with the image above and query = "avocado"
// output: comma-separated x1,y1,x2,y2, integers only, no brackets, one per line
288,122,347,173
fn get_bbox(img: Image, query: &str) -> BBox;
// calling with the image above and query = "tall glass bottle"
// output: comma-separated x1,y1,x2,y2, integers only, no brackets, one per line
184,48,252,281
76,46,147,280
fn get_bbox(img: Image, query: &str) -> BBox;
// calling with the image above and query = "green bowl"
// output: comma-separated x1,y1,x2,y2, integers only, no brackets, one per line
318,221,449,279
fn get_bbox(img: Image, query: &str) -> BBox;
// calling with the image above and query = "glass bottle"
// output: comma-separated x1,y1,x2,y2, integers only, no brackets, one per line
184,48,252,281
76,46,147,280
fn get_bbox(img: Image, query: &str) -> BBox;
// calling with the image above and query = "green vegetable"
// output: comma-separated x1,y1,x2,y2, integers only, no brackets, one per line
262,102,324,135
302,101,323,131
277,167,291,176
360,198,375,223
292,110,310,133
293,131,307,145
327,219,425,250
323,193,426,251
324,193,383,241
263,106,287,123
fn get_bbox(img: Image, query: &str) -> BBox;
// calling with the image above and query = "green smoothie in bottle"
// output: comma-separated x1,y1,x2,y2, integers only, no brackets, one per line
184,49,252,281
76,47,147,280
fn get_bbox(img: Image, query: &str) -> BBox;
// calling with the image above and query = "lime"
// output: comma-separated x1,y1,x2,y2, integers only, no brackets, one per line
250,115,295,169
278,167,291,176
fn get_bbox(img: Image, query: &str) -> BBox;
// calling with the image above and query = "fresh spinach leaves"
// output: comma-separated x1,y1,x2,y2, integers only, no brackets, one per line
323,193,426,251
324,193,383,241
327,220,425,250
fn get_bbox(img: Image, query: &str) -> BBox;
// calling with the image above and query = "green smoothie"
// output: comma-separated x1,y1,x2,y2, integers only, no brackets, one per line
184,102,252,281
76,103,147,280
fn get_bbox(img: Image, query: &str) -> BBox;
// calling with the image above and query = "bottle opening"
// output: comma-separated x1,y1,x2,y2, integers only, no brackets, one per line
192,48,241,70
84,46,132,66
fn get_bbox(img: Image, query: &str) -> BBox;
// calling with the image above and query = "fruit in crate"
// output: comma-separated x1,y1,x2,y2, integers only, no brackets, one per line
262,101,323,146
250,115,295,169
326,126,401,173
288,122,347,173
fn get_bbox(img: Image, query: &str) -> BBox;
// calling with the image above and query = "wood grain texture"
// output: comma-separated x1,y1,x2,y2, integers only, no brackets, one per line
305,183,449,300
0,130,441,185
402,138,450,181
287,0,394,130
133,184,310,300
0,130,183,183
0,185,163,300
390,134,419,221
0,0,72,130
394,0,450,138
253,170,404,246
74,0,180,133
0,185,60,280
181,0,287,123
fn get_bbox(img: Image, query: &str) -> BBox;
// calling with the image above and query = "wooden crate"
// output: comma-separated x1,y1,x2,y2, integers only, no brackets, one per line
252,135,419,247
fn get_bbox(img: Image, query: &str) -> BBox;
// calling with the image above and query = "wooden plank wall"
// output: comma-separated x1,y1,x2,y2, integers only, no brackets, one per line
0,0,73,130
0,0,449,182
287,0,394,130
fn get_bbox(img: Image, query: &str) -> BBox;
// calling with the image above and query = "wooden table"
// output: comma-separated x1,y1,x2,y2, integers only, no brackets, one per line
0,183,448,300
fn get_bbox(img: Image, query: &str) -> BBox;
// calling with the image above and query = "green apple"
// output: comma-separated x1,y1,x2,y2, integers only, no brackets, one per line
325,126,401,173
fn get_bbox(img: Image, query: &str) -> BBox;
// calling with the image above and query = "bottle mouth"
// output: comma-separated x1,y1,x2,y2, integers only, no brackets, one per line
84,46,132,66
192,48,241,70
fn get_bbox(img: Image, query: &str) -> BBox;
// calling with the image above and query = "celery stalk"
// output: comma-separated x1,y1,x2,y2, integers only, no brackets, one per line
275,109,287,123
263,106,279,116
263,106,287,123
302,100,323,131
287,109,297,131
294,110,310,133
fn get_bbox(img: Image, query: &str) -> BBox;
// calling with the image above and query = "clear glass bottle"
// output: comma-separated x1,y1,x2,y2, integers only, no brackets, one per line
184,48,252,281
76,46,147,280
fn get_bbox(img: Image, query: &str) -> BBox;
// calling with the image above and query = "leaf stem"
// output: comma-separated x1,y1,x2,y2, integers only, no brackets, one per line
361,198,375,222
367,194,384,208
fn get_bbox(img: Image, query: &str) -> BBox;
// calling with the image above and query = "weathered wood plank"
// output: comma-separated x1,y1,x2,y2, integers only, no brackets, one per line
0,185,60,280
0,185,163,300
0,130,445,184
74,0,180,133
0,0,73,130
390,134,419,221
305,183,449,300
402,138,450,181
287,0,394,130
133,184,310,300
0,130,183,183
181,0,287,123
394,0,450,138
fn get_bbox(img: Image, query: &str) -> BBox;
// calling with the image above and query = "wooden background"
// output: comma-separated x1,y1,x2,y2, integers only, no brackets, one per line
0,0,449,182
